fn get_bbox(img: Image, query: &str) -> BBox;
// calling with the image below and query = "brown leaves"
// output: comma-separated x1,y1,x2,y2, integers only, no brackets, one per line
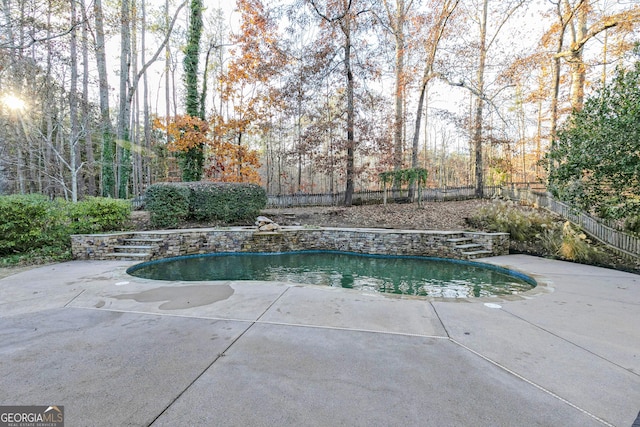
153,114,262,185
153,115,210,152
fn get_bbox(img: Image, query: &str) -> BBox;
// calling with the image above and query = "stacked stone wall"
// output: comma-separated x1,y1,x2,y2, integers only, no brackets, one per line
71,227,509,261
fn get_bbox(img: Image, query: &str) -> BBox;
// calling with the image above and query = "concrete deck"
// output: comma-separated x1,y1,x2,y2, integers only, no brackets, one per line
0,255,638,426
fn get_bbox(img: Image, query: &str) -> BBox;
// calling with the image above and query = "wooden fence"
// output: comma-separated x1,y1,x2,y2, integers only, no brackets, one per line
267,184,639,258
499,186,640,258
267,186,503,208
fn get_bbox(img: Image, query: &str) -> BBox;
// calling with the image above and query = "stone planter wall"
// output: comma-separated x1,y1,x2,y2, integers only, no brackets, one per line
72,227,510,261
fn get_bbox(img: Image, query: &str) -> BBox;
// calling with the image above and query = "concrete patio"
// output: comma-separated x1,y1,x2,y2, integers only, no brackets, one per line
0,254,638,426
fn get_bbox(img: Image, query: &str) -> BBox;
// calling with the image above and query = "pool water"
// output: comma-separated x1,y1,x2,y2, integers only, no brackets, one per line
127,251,536,298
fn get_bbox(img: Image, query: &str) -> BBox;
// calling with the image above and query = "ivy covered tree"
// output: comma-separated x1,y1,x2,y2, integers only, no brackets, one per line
548,54,640,223
379,168,428,206
181,0,205,181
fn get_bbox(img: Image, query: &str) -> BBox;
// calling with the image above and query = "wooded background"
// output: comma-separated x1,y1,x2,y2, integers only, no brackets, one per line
0,0,638,204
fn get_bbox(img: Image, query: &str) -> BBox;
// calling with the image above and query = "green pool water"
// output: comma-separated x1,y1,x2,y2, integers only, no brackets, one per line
127,251,536,298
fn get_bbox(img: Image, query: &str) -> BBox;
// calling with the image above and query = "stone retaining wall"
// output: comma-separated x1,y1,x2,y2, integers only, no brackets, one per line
71,227,509,261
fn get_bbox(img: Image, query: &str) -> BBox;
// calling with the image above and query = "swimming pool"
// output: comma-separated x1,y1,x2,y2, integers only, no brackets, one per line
127,251,536,298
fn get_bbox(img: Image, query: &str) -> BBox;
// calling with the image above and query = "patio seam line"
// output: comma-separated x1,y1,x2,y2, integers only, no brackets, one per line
254,286,293,322
148,286,293,426
449,337,615,427
68,306,449,339
147,320,255,427
501,307,640,378
429,301,451,338
63,289,86,308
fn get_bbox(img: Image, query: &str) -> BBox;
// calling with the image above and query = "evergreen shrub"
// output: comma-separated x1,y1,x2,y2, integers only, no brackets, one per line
144,182,267,227
68,197,131,234
145,184,191,228
187,182,267,223
0,194,137,260
0,194,63,255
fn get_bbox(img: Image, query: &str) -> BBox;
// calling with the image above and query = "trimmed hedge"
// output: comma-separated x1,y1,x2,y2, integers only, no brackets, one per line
0,194,131,258
68,197,131,234
0,194,63,255
188,182,267,222
145,184,191,228
145,182,267,227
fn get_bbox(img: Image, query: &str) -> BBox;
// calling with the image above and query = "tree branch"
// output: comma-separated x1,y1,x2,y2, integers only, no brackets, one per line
0,19,87,50
553,7,640,59
308,0,353,22
133,1,187,88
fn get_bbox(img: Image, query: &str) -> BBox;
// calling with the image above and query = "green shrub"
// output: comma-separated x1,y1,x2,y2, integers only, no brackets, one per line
187,182,267,223
67,197,131,234
145,184,191,228
144,182,267,227
0,194,135,260
0,194,66,255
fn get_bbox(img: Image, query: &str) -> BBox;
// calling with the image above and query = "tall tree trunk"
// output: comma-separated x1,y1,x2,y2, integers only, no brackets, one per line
42,0,54,197
391,0,405,176
131,4,141,197
182,0,204,181
69,0,79,202
2,0,16,64
549,0,567,178
81,0,96,196
343,18,355,207
473,0,488,198
165,0,171,146
94,0,115,197
569,0,588,111
141,0,151,191
117,0,132,198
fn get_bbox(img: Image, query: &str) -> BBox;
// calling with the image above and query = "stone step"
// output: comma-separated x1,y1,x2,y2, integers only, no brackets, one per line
104,253,151,261
123,238,163,243
461,250,493,259
454,243,484,250
113,245,154,253
446,237,473,243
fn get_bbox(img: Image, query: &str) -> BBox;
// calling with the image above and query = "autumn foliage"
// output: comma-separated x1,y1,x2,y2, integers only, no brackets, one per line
153,115,262,185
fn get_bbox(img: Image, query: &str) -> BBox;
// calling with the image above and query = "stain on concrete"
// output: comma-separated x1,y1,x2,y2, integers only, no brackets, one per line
113,284,234,310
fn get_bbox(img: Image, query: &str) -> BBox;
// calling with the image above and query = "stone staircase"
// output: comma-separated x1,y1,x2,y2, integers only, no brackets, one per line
447,235,493,259
104,236,163,261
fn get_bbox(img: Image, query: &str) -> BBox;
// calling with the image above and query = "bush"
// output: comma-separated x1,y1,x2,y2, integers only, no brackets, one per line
468,200,555,242
469,200,611,265
547,59,640,220
145,184,191,228
187,182,267,223
0,195,136,262
67,197,131,234
144,182,267,227
0,194,65,255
